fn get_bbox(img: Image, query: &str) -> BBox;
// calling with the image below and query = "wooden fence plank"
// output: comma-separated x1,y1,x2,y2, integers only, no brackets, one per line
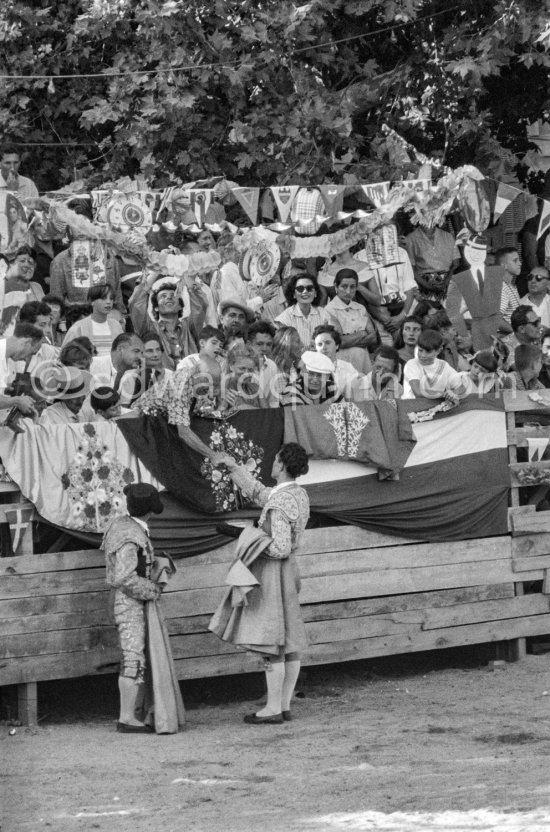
0,609,113,636
0,590,109,619
0,626,118,660
164,584,516,634
513,555,550,572
503,391,550,412
421,595,550,630
0,550,102,576
0,647,121,686
511,534,550,558
510,512,550,536
0,570,106,600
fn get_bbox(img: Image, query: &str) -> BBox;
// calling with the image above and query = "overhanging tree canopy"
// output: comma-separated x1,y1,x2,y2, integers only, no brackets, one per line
1,0,549,191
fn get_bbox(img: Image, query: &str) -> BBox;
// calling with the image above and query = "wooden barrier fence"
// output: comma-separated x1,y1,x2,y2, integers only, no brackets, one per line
2,390,550,724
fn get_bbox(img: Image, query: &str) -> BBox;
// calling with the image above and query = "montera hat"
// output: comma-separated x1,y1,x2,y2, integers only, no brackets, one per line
217,298,255,324
124,483,164,517
301,350,335,374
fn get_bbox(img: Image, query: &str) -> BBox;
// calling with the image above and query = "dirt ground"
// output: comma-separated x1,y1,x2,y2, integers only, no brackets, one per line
2,646,550,832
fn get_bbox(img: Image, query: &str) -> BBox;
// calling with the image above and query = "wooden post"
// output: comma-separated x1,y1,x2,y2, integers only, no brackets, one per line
17,682,38,725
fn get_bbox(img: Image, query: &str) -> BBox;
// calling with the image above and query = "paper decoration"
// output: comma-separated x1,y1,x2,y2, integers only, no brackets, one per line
0,192,28,255
493,182,522,221
363,224,400,268
189,189,212,227
239,239,281,288
459,177,491,232
5,506,34,554
361,182,390,208
106,194,153,234
291,187,326,235
537,199,550,240
157,186,176,217
319,184,345,217
232,187,260,225
398,179,432,192
527,437,550,462
270,186,299,223
70,240,106,288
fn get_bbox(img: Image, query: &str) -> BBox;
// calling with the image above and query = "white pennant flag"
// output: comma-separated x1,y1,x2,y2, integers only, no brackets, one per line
189,189,212,227
527,437,550,461
361,182,390,208
270,186,300,223
493,182,522,221
537,199,550,240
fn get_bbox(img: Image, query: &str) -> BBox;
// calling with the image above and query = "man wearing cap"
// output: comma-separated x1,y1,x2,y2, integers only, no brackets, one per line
445,233,508,351
38,366,89,425
279,350,341,406
102,483,166,733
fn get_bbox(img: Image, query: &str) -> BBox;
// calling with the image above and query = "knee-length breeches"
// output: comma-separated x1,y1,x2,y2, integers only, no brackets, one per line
113,589,146,681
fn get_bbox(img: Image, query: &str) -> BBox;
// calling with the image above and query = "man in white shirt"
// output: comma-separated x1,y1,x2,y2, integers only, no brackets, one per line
0,146,38,201
247,320,279,406
0,323,43,417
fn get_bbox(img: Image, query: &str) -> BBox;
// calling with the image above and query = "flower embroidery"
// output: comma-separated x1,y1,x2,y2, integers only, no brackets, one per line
200,421,264,512
61,424,136,531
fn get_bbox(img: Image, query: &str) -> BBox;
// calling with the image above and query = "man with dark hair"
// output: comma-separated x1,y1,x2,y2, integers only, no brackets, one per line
509,304,543,350
248,320,278,406
0,146,38,200
495,246,522,324
513,344,545,391
0,322,44,416
10,300,58,375
424,310,469,371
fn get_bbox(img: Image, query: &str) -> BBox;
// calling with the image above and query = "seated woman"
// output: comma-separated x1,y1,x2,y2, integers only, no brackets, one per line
359,346,403,401
279,350,342,407
275,273,337,349
325,268,378,373
270,326,303,405
221,343,261,411
459,349,512,396
63,285,124,356
59,336,95,372
312,323,361,400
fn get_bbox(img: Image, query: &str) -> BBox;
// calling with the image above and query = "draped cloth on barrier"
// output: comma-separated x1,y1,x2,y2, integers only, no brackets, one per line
0,397,509,553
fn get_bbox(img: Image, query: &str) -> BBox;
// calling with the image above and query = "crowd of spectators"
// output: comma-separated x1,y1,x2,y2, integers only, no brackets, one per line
1,144,549,448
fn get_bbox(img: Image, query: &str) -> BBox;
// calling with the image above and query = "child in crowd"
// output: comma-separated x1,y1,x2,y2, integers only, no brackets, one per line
513,344,545,391
403,329,465,401
89,386,121,421
425,311,470,372
459,349,511,396
176,325,225,372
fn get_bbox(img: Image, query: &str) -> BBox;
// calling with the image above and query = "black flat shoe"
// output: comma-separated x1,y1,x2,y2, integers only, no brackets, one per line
282,711,292,721
243,712,284,725
116,721,154,733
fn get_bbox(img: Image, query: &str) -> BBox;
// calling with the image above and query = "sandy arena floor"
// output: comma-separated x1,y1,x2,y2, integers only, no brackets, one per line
2,648,550,832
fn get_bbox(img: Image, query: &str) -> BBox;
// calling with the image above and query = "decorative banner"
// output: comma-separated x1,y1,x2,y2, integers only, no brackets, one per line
318,184,345,217
459,177,491,233
398,179,432,192
537,199,550,240
361,182,390,208
527,437,550,461
157,186,176,218
270,185,300,223
106,194,153,234
239,239,281,288
189,189,212,227
70,240,106,289
363,224,400,268
232,187,260,225
493,182,522,221
0,191,28,255
91,190,111,223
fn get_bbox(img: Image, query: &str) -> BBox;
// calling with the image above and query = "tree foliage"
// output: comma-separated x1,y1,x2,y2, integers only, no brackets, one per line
1,0,549,191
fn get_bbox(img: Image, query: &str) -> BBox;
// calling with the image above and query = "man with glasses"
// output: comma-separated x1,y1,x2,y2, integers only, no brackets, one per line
520,267,550,329
503,305,543,364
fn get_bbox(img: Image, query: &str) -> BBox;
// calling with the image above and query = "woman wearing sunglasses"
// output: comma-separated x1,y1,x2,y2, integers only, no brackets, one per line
274,273,340,350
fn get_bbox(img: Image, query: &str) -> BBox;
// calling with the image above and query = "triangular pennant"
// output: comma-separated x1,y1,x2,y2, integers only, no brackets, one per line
318,184,345,217
361,182,390,208
537,200,550,240
232,186,260,225
189,189,212,227
157,186,175,217
399,178,431,192
270,186,299,223
493,182,522,221
527,437,550,462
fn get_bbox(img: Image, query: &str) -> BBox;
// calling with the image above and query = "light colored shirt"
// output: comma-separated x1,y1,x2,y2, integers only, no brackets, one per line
0,173,39,201
519,293,550,329
39,401,79,425
325,296,371,334
0,339,9,395
354,246,416,300
275,304,331,349
500,282,521,324
403,356,463,399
